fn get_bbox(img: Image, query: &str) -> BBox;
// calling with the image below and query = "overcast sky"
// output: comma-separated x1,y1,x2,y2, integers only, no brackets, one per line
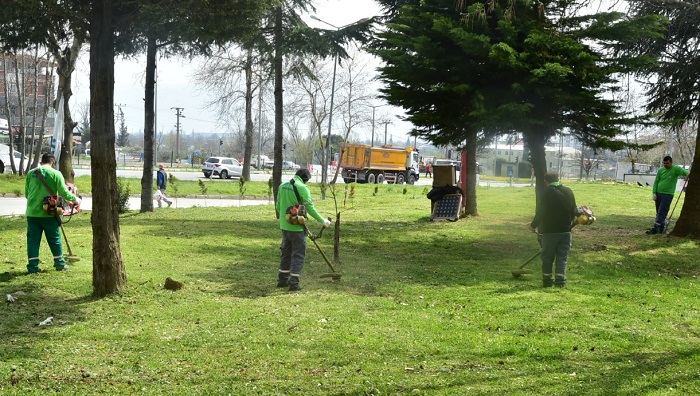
69,0,415,144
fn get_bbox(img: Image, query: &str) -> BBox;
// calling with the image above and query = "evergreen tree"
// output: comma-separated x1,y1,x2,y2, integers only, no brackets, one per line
116,107,129,147
373,0,665,204
627,0,700,238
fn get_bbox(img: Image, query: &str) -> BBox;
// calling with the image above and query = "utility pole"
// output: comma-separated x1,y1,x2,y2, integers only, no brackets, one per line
368,103,386,147
171,107,184,162
380,121,391,145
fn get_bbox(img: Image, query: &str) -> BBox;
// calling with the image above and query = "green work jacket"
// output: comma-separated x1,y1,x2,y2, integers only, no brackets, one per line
275,176,324,231
25,165,78,217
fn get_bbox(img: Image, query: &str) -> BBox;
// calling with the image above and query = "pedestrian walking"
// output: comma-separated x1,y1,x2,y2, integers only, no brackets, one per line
156,163,173,208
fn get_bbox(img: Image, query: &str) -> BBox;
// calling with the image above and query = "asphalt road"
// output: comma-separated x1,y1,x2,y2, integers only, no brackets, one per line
74,168,441,185
0,196,272,217
2,170,527,217
72,168,528,188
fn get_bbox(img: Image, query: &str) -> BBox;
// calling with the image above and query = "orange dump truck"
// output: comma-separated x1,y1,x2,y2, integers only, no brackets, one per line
340,143,421,184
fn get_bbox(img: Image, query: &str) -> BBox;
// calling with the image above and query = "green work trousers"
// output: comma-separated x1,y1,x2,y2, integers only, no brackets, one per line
27,216,66,273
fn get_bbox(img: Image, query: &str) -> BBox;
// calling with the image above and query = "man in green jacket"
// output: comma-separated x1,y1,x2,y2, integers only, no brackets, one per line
275,169,331,291
25,154,81,273
647,156,690,234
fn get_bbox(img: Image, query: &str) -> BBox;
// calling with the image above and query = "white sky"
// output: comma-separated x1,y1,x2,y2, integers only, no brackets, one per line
70,0,415,143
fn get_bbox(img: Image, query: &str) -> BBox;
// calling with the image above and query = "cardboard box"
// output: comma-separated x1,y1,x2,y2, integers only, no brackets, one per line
432,164,456,186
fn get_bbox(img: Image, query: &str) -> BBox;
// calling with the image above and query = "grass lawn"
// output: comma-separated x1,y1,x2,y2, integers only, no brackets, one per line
0,181,698,395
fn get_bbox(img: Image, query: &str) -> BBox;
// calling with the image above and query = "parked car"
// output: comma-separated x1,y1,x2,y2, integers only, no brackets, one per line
202,156,243,179
251,154,274,169
282,161,300,170
0,144,30,174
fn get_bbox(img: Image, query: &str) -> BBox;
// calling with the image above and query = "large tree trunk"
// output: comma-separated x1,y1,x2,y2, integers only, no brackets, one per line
272,5,283,213
90,0,127,296
53,39,82,183
140,34,156,213
242,47,254,182
524,132,550,199
463,130,478,216
670,122,700,239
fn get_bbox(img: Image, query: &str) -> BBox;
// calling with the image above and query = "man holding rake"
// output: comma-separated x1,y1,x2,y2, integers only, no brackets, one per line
646,156,689,235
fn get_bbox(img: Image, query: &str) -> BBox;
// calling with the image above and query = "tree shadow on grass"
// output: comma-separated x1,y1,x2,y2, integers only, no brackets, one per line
124,209,696,299
40,207,696,300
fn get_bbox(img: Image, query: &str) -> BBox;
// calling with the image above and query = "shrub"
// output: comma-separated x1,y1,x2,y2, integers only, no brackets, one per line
115,177,130,213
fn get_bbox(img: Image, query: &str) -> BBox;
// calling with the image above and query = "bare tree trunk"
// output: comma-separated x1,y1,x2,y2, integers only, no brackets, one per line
242,47,254,181
90,0,127,296
2,52,17,173
272,5,284,213
140,34,156,213
31,58,55,170
13,54,29,174
57,40,82,183
27,47,39,175
670,121,700,239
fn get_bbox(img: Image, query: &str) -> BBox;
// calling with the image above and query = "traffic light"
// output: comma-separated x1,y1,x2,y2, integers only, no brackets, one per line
515,156,518,163
283,143,286,150
527,153,532,162
219,139,223,146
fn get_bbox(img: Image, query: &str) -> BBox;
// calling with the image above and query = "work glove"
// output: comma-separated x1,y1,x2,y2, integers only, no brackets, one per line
652,193,657,201
323,219,332,228
73,197,82,206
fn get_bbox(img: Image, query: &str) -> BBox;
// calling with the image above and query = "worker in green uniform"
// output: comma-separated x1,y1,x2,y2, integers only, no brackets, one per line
647,156,690,234
275,169,331,291
25,154,81,273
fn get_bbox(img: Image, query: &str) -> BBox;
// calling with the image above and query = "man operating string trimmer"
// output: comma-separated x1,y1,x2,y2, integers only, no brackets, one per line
275,169,332,292
529,171,577,288
25,154,81,273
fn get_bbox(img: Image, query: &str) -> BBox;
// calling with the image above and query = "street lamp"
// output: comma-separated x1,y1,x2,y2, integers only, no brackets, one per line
310,15,370,185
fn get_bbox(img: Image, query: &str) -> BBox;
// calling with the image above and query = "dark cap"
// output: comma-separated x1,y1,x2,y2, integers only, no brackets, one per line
295,168,311,183
41,153,55,164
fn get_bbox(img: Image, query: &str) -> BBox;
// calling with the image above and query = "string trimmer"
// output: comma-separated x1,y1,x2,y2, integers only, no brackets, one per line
663,178,688,235
56,201,81,263
302,218,341,280
511,232,542,278
511,206,596,279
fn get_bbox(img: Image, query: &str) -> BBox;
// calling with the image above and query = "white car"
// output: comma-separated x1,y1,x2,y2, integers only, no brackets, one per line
283,161,300,170
202,157,243,179
251,154,274,169
0,144,29,174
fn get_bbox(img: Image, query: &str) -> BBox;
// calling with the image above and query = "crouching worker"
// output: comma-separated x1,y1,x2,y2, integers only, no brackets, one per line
275,169,331,291
25,154,81,273
529,171,577,288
